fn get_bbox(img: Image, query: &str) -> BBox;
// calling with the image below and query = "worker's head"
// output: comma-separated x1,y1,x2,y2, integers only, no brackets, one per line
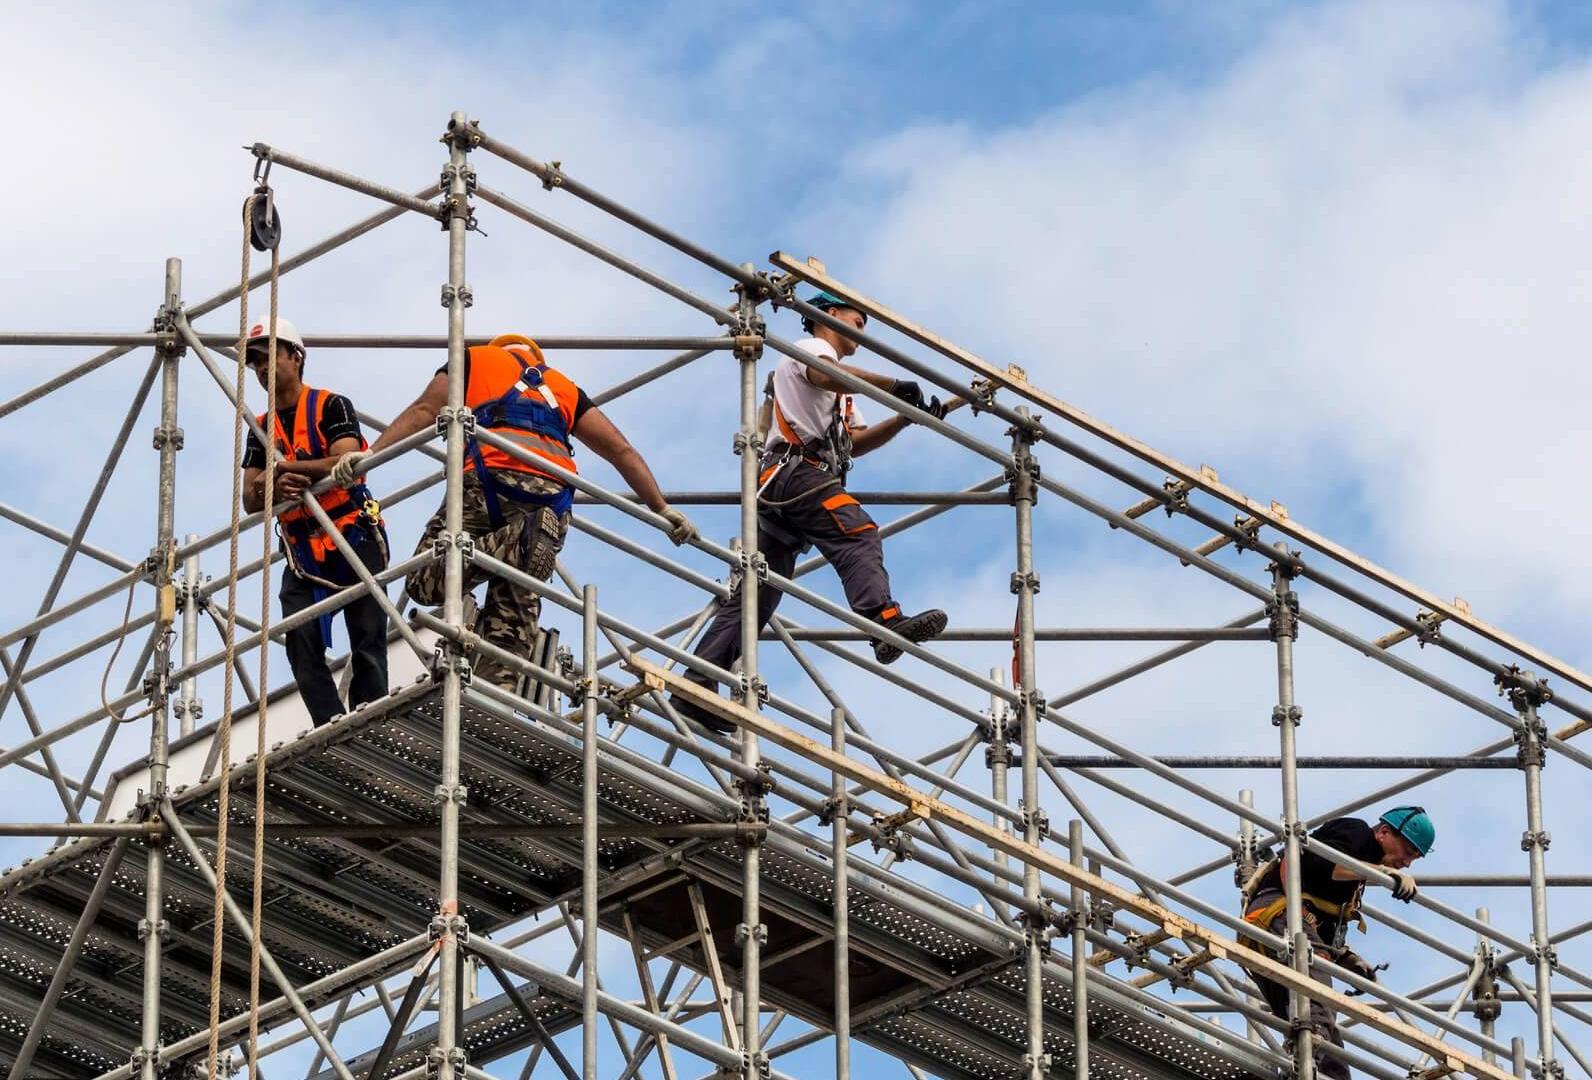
1374,806,1434,868
244,316,306,390
802,290,866,359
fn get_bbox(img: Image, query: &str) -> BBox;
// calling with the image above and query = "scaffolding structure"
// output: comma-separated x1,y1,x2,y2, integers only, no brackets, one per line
0,111,1586,1080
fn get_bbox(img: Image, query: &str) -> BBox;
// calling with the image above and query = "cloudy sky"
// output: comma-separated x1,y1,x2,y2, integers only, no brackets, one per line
3,1,1591,1076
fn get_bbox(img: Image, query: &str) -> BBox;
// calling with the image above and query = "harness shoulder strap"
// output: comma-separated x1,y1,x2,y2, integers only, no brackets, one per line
305,388,326,460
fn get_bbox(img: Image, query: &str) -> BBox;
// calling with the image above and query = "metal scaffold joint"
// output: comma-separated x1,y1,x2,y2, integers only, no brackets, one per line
1266,591,1300,641
1010,570,1041,595
429,911,470,944
430,643,473,686
736,671,769,706
1018,800,1051,840
432,782,470,807
439,282,474,308
436,404,476,437
1497,665,1553,709
426,1045,470,1077
1271,704,1302,728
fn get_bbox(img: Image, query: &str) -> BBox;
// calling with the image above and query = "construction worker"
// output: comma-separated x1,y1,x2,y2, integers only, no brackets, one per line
335,335,696,694
240,317,390,726
1239,806,1433,1080
671,290,955,733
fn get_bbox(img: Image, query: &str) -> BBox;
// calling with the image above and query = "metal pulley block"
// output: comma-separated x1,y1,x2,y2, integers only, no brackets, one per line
245,184,281,251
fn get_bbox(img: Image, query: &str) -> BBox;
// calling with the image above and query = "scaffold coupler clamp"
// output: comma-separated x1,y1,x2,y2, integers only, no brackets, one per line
1023,1052,1053,1073
429,910,471,947
437,404,476,440
968,376,997,415
1472,963,1501,1022
1272,704,1302,728
1017,800,1051,842
1266,592,1299,641
1498,665,1553,711
1010,570,1041,595
727,1050,771,1079
430,640,473,689
426,1046,470,1077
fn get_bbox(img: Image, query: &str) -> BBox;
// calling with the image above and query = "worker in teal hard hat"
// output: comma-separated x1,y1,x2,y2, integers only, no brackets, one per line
1236,806,1433,1079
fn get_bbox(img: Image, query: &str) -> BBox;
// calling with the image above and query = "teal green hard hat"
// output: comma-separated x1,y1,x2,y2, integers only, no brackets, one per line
802,289,866,332
1379,805,1435,856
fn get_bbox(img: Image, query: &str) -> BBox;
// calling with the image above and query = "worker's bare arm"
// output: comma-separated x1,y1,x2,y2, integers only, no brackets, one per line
365,374,449,457
241,465,309,513
277,436,364,480
572,406,669,513
802,362,896,394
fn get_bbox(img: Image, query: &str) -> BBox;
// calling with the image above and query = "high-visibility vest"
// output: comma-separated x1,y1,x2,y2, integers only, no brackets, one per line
465,344,581,484
259,385,382,584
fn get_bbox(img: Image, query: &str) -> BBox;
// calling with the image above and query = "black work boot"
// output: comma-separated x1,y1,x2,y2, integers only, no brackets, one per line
669,680,737,735
871,608,948,665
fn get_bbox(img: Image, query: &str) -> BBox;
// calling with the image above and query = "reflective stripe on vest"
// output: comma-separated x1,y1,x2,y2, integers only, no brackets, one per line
464,345,581,480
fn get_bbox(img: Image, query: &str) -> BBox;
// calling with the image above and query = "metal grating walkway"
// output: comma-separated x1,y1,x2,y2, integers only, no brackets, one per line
0,681,1276,1079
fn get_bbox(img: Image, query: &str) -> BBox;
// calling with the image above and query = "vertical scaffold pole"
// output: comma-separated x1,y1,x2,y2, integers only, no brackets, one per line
1474,907,1500,1068
141,256,184,1080
434,110,476,1080
176,533,202,738
1503,670,1559,1079
988,667,1012,924
1269,544,1312,1080
1236,788,1264,1046
1009,408,1047,1080
1068,819,1089,1080
581,584,599,1080
733,265,767,1080
831,705,851,1080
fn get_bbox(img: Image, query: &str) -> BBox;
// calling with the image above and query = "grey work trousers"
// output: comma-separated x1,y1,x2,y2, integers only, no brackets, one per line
688,459,895,688
1244,888,1350,1080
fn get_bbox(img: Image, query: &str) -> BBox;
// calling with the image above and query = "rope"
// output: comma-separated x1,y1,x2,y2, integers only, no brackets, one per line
206,190,261,1080
99,577,160,724
247,223,281,1080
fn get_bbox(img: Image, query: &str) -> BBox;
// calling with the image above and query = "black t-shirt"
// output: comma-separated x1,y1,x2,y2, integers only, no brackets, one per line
439,358,595,427
1259,816,1383,910
243,393,362,469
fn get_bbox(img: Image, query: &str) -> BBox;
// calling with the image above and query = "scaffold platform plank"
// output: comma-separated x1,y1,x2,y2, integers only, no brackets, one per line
0,680,1274,1080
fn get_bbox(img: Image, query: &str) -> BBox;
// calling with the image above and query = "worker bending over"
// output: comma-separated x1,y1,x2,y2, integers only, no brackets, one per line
241,318,390,726
1240,806,1433,1080
336,335,696,695
672,291,957,733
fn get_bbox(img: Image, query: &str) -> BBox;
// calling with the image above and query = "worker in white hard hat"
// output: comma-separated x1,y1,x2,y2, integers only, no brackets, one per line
671,291,961,733
240,317,389,726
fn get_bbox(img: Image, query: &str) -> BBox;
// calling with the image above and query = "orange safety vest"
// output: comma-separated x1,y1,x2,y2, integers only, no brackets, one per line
464,344,582,483
259,385,381,582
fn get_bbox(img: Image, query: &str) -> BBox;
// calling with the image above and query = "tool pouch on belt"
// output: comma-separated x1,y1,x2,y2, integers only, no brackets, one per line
819,491,877,536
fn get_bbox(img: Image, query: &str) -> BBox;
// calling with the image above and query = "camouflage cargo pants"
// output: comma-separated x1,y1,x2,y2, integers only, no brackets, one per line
408,469,570,692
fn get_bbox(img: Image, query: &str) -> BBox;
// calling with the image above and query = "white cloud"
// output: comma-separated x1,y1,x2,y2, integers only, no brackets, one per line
808,0,1592,652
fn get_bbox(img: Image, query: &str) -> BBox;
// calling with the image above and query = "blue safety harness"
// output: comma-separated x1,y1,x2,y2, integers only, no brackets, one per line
465,354,577,528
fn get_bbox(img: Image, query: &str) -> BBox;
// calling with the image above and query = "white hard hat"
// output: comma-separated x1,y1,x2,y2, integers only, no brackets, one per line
244,316,305,356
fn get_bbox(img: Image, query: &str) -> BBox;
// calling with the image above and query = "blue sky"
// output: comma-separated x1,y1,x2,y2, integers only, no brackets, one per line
3,1,1592,1077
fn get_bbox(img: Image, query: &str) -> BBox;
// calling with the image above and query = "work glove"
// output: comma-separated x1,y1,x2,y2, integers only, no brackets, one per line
659,506,699,546
328,449,371,489
924,396,948,421
1386,869,1418,902
890,379,927,411
1335,947,1379,983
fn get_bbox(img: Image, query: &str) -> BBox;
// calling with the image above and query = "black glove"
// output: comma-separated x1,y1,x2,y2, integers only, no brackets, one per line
890,380,926,410
1335,948,1379,983
924,396,948,421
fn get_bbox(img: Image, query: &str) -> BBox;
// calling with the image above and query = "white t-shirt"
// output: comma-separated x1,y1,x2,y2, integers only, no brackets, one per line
767,337,866,449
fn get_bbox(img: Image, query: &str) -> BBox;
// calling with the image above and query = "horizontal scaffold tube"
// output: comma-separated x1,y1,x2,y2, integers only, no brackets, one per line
632,657,1513,1079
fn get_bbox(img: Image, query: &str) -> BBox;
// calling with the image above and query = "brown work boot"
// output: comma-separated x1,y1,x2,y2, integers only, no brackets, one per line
872,608,948,665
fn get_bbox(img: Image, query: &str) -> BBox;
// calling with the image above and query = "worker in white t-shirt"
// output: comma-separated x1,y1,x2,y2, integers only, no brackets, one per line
673,290,958,733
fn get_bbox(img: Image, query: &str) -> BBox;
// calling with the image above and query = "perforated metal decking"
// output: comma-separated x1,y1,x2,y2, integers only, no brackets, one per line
0,683,1274,1080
